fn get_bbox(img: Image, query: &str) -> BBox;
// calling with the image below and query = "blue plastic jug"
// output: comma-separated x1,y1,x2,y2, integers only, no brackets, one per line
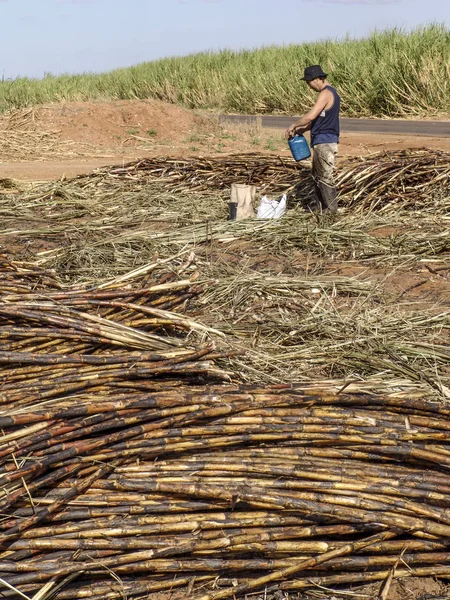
288,134,311,161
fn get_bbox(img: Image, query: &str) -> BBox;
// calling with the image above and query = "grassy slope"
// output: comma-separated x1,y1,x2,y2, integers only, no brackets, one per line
2,25,450,117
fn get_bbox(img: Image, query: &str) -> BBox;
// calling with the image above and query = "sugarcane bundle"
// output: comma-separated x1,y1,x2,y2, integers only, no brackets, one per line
1,382,450,599
0,254,62,293
0,253,231,414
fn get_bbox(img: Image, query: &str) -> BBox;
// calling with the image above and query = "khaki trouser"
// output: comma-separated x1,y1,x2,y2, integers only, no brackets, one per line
311,143,339,214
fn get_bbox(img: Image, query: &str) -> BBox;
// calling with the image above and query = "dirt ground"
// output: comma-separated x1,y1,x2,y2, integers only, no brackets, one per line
1,99,450,600
359,577,449,600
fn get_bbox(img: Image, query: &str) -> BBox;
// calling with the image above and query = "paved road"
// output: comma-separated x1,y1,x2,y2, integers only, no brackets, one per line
220,115,450,137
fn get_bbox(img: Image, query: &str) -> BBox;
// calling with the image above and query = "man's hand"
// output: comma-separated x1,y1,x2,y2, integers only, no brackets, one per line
285,124,298,139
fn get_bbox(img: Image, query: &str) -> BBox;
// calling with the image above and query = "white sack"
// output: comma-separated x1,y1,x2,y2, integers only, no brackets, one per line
256,194,287,219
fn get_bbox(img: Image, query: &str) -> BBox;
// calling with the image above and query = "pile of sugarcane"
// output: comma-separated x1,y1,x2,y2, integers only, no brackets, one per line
1,256,450,599
91,149,450,211
338,149,450,211
97,153,302,192
3,379,450,599
0,253,230,401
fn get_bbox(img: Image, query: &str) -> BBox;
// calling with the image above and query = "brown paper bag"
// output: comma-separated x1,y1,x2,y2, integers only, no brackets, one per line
231,184,256,220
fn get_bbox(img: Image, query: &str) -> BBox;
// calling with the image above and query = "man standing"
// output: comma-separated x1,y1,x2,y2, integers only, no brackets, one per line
286,65,341,214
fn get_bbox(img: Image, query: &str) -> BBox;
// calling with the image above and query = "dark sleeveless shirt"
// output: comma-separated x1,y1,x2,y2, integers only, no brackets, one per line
310,85,340,146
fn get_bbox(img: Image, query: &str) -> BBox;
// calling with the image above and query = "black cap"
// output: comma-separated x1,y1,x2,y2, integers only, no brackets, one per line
301,65,328,81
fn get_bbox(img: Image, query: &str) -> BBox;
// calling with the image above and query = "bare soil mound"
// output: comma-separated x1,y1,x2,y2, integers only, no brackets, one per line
0,99,220,162
34,99,209,147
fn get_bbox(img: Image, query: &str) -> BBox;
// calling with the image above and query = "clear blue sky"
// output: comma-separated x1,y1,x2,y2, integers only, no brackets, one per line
1,0,448,79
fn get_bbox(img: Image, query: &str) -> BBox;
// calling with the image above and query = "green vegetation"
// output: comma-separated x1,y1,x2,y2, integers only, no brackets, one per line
264,136,279,151
2,25,449,117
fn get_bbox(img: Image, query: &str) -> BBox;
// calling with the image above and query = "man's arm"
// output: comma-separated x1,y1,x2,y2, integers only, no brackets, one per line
285,89,332,138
